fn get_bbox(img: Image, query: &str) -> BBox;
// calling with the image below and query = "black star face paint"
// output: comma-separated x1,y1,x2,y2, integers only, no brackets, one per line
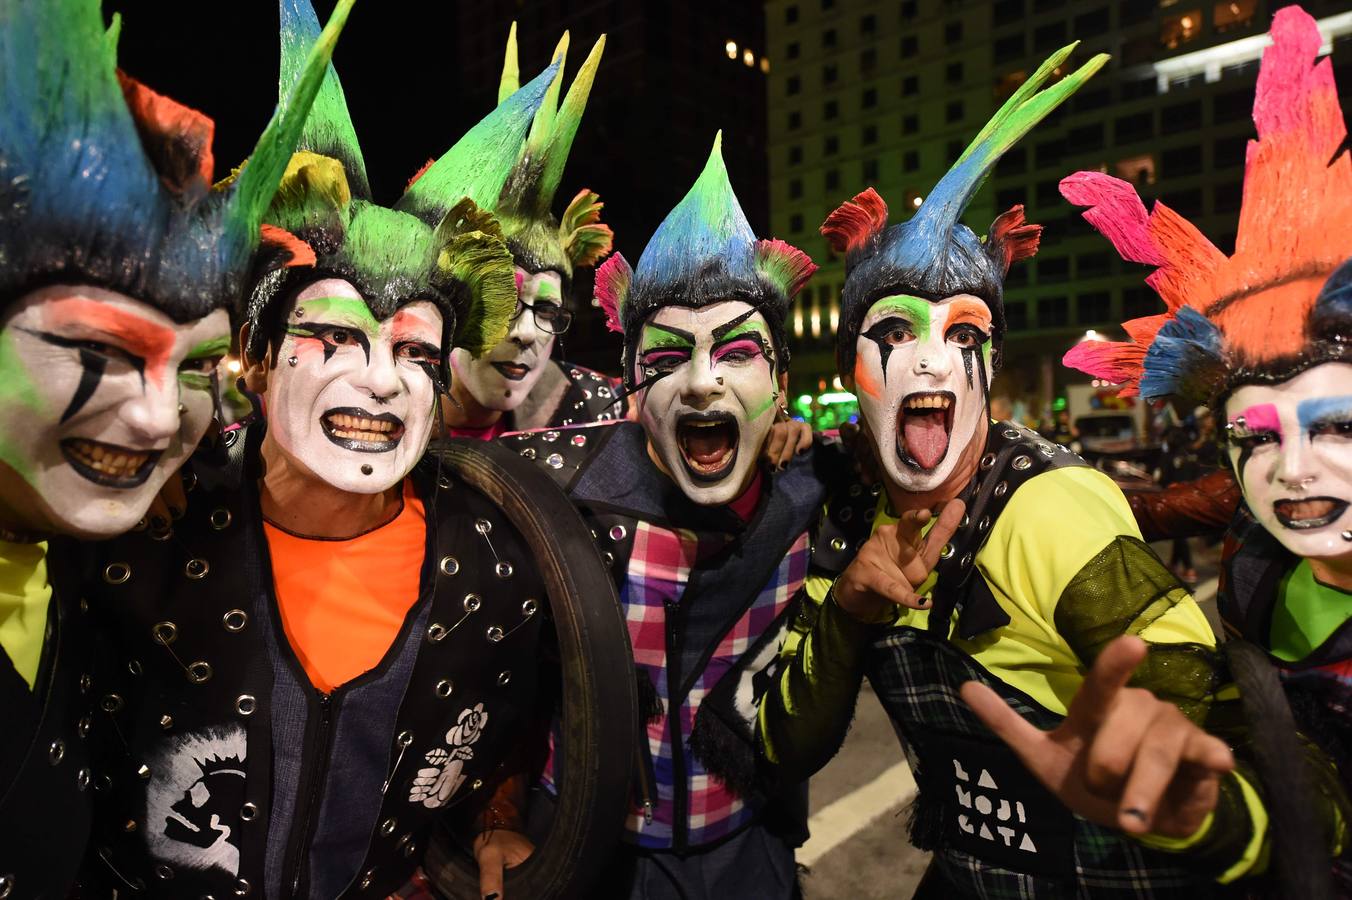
0,284,229,537
1225,362,1352,561
449,267,563,413
633,301,780,506
852,293,993,493
267,278,443,495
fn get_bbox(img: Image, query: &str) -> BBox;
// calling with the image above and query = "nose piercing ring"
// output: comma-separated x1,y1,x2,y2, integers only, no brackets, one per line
177,403,187,415
919,359,929,369
715,377,724,385
287,356,298,367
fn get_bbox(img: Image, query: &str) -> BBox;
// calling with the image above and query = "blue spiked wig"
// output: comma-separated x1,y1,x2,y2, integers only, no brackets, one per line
824,44,1107,374
594,133,816,388
0,0,353,322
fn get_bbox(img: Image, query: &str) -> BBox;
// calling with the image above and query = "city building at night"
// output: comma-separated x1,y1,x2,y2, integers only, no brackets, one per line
766,0,1352,428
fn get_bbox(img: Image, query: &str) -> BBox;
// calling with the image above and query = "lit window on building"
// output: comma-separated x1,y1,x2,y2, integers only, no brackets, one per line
760,57,771,74
1213,0,1255,32
810,298,822,339
726,40,737,59
1112,154,1156,186
829,300,840,332
793,300,805,338
743,48,755,67
1160,10,1203,50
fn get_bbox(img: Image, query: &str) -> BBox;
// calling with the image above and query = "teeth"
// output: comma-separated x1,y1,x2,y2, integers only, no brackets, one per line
904,395,951,410
67,439,150,477
685,420,724,428
327,413,398,435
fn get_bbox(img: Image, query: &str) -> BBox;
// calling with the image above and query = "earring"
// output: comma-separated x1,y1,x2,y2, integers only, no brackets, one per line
177,403,187,415
287,356,298,367
1342,530,1352,542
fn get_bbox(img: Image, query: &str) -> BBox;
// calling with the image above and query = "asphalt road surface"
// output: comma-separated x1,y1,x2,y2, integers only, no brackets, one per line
797,540,1221,899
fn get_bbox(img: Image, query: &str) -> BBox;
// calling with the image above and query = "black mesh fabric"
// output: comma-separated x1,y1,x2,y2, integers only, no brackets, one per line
1054,536,1222,723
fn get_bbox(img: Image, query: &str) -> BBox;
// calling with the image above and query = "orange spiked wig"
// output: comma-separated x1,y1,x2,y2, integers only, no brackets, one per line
1063,6,1352,403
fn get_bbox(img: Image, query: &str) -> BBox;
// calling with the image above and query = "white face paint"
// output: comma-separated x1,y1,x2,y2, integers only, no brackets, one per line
1224,362,1352,562
449,267,564,412
634,301,779,506
853,293,993,494
0,285,229,538
264,278,443,494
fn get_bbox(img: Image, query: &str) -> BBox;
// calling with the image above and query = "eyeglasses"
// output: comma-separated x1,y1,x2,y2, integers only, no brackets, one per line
515,297,573,335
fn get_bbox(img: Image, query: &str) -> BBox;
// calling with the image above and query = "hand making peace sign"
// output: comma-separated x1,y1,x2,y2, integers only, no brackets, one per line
833,499,966,624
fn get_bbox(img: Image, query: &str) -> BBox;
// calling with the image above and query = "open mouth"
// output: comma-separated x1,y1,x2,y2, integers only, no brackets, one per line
491,361,532,381
321,407,404,453
676,412,739,482
896,391,955,472
1273,496,1348,530
61,438,161,488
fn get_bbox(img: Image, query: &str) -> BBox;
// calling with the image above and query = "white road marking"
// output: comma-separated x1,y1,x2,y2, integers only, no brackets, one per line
799,761,917,867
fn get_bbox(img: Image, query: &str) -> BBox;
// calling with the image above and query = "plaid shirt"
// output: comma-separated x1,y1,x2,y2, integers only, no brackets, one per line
623,519,810,849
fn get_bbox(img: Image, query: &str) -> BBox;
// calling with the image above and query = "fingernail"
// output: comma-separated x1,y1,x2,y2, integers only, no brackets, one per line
485,894,500,900
1123,808,1148,826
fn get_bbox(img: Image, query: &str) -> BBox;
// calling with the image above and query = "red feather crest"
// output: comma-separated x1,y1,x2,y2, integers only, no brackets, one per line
820,188,888,254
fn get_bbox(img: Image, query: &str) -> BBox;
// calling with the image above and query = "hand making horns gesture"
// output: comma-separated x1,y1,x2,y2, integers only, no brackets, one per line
963,635,1235,838
833,499,966,624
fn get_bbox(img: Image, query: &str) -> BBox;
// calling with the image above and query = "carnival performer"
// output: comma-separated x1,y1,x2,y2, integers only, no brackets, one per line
491,133,822,899
72,2,626,896
441,24,622,439
1062,7,1352,891
0,0,351,894
756,44,1263,897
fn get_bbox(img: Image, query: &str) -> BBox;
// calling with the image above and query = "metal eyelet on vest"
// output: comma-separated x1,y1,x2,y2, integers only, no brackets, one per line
978,516,991,532
839,506,854,522
209,509,232,530
0,874,14,898
829,537,847,551
187,661,212,684
127,660,142,676
49,739,65,765
1011,455,1032,471
520,447,537,459
154,864,173,881
437,475,453,490
471,778,483,790
1003,428,1020,439
571,434,587,447
122,819,137,833
396,731,414,748
235,695,256,716
979,453,996,471
137,764,151,780
402,840,417,858
223,610,248,632
100,694,124,713
103,563,131,585
1038,443,1056,457
152,621,177,645
359,869,376,890
435,680,454,699
993,481,1008,497
960,552,974,568
497,670,511,686
602,551,614,566
160,714,174,730
848,483,862,497
79,673,92,693
487,626,505,643
542,431,559,443
149,526,173,542
522,599,538,617
380,818,397,836
940,543,955,560
78,716,91,738
609,525,627,541
439,556,459,576
546,453,564,469
463,594,481,612
495,561,513,578
77,768,91,791
426,623,447,643
240,802,258,822
222,429,239,448
184,558,209,579
474,519,493,535
234,877,252,896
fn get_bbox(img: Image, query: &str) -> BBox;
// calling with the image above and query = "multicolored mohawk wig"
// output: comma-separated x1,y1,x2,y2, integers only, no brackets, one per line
0,0,352,321
594,132,816,388
249,0,556,367
491,23,613,281
1062,6,1352,405
824,42,1107,373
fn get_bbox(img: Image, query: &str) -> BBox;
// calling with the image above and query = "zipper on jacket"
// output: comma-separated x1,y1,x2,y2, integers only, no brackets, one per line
664,596,688,854
284,689,335,898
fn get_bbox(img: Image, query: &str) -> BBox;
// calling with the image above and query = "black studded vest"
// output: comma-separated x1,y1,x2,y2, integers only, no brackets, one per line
79,425,546,899
0,537,95,900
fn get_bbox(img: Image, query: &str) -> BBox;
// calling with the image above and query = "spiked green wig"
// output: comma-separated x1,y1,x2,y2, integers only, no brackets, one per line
0,0,352,322
595,133,816,388
491,24,613,282
822,43,1107,374
248,0,556,372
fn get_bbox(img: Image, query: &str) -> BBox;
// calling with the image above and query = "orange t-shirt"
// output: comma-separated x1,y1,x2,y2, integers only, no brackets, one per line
264,481,426,693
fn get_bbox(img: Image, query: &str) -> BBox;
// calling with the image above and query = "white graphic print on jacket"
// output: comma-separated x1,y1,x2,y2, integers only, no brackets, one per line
409,702,490,809
145,725,247,875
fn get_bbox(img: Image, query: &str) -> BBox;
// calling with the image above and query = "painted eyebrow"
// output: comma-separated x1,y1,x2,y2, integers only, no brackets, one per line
945,298,992,331
641,321,697,348
184,335,232,359
292,296,381,334
711,307,760,340
1298,395,1352,430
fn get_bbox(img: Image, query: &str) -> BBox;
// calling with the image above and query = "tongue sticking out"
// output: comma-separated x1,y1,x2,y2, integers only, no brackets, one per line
903,411,949,470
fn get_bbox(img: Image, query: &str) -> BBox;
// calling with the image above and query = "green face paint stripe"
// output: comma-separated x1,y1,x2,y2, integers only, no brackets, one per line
294,296,380,336
871,295,933,343
639,322,696,352
184,336,231,360
720,318,770,342
0,330,45,481
177,372,213,391
746,391,777,421
533,280,561,300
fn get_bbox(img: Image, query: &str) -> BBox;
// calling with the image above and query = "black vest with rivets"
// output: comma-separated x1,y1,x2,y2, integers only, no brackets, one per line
0,538,95,900
78,424,545,899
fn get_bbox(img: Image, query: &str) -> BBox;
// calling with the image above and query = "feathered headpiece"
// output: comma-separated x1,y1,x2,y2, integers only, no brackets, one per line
248,0,554,368
0,0,351,322
824,43,1107,374
594,132,816,388
491,24,613,281
1062,6,1352,404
